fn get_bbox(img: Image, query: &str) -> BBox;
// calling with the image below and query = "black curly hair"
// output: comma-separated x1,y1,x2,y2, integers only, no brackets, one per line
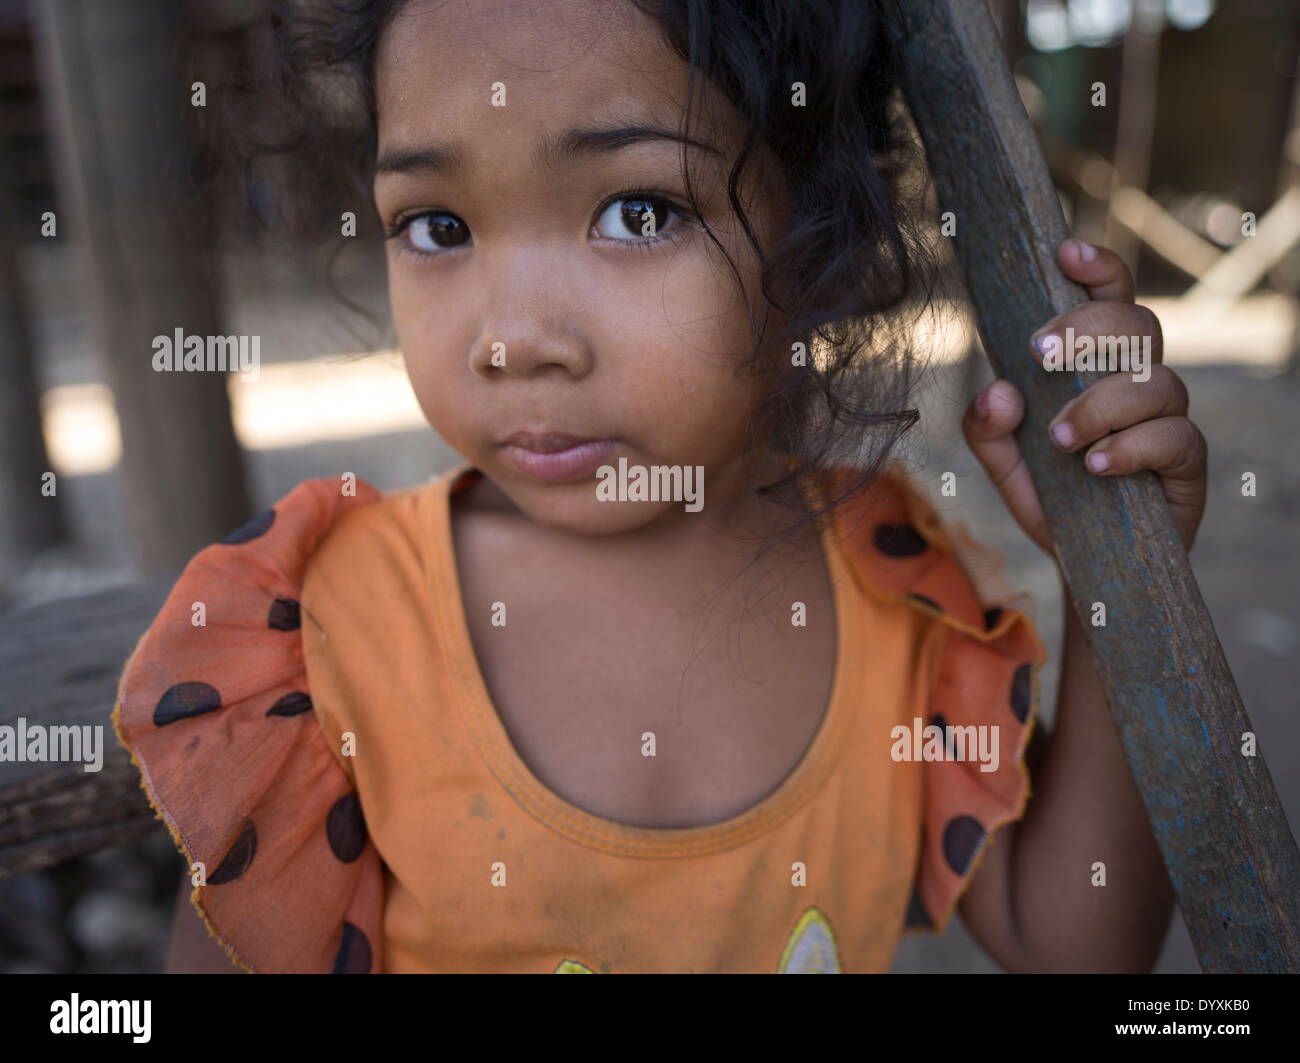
214,0,942,551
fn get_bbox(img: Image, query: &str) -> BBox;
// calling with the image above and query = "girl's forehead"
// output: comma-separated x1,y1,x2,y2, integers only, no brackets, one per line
380,1,655,96
382,0,636,70
374,0,727,145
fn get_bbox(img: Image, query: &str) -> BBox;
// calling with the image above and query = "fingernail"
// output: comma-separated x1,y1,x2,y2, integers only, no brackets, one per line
1051,422,1074,448
1075,239,1098,262
1087,451,1109,472
1032,332,1056,363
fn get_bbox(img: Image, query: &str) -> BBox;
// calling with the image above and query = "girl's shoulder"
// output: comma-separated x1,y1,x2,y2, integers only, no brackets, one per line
822,459,1038,639
111,471,412,973
823,461,1050,936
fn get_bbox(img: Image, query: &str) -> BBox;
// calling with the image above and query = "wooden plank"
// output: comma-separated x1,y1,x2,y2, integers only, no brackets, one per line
894,0,1300,972
0,579,171,875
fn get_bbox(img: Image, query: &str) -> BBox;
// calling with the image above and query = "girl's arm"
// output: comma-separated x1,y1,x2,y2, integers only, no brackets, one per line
165,871,245,973
957,588,1176,971
955,238,1204,971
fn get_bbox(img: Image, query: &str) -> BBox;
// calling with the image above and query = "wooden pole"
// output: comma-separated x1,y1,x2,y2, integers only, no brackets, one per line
0,21,68,578
0,205,67,574
1268,20,1300,376
1104,4,1163,279
31,0,251,575
894,0,1300,972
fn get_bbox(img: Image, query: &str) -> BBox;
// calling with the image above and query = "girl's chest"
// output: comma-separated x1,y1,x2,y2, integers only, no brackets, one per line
453,526,839,830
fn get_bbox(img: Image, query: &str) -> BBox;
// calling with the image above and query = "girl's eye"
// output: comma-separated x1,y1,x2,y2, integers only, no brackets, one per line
593,195,682,242
398,212,470,254
388,195,687,257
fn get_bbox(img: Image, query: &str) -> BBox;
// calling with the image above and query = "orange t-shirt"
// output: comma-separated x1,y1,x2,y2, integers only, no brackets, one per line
113,461,1045,973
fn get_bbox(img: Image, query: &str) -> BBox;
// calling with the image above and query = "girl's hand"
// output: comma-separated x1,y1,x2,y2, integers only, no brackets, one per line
961,238,1207,554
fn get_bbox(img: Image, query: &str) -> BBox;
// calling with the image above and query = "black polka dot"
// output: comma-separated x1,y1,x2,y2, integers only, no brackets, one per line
222,509,275,544
266,691,313,717
873,523,928,557
983,606,1003,630
942,815,985,875
154,681,222,727
333,921,372,973
904,888,932,928
267,598,301,631
208,819,257,884
1010,662,1032,722
327,793,366,863
930,713,947,732
906,593,942,614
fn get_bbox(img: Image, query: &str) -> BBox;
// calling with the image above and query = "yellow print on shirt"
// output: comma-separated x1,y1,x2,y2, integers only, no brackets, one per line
553,906,841,973
776,907,842,973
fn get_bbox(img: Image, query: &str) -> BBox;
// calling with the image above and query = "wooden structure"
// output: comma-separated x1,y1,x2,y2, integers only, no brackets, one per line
896,0,1300,972
32,0,251,576
0,3,66,577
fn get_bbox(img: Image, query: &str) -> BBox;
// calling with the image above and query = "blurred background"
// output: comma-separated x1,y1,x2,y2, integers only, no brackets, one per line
0,0,1296,973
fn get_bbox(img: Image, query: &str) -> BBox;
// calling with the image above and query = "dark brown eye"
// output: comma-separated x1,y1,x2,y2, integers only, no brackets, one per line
623,199,658,234
407,212,469,252
594,195,679,240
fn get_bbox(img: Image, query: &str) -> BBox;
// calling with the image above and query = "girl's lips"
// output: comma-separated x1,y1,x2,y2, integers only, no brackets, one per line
500,436,617,483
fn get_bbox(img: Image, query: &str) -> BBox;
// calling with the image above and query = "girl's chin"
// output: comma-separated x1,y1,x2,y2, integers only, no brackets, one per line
507,490,685,537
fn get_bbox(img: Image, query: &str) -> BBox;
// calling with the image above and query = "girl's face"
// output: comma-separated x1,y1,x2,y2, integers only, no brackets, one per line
373,0,788,537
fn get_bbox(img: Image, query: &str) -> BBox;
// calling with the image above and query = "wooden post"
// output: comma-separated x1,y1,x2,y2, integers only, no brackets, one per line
0,20,67,579
31,0,251,575
894,0,1300,972
1104,4,1163,278
0,210,67,575
1269,42,1300,376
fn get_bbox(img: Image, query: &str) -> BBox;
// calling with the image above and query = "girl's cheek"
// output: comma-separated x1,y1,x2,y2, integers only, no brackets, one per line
390,286,446,364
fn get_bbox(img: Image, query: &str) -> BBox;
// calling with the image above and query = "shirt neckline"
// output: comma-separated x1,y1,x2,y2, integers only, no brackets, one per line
421,460,863,858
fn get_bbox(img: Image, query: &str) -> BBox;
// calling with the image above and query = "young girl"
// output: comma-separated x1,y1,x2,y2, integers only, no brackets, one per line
113,0,1204,973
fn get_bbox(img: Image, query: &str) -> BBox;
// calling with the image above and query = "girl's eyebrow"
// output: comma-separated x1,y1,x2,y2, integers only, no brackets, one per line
375,123,721,181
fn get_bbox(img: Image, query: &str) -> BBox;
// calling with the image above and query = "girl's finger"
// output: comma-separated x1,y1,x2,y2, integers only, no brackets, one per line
1060,239,1135,304
962,380,1051,549
1029,300,1163,368
1082,416,1207,484
1047,364,1188,453
962,379,1026,480
1082,416,1207,549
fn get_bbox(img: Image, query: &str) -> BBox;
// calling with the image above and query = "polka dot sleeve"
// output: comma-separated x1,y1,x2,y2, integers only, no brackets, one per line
831,465,1049,937
111,477,387,973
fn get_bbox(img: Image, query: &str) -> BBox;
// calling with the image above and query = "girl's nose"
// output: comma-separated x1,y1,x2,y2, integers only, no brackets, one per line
468,323,593,380
467,263,594,381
